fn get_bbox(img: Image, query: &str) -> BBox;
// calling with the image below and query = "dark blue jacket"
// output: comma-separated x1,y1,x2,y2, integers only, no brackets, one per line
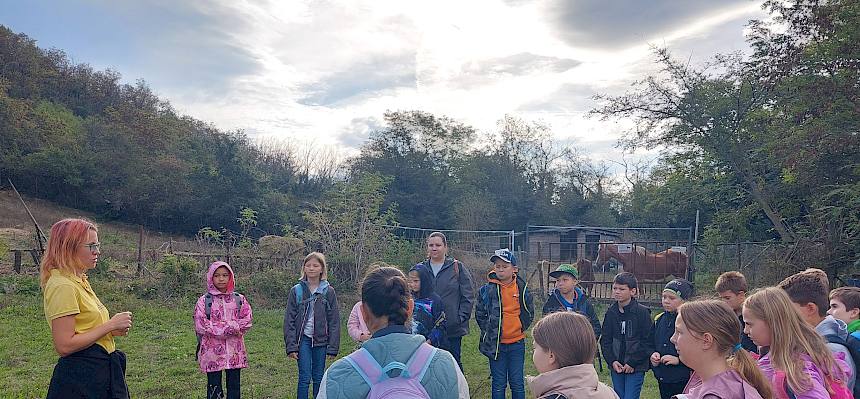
542,287,601,338
652,311,692,384
410,264,448,349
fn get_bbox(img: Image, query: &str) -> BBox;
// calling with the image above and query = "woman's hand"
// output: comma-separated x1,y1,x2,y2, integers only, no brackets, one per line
51,312,130,357
111,328,129,336
288,352,299,360
660,355,680,365
109,312,133,331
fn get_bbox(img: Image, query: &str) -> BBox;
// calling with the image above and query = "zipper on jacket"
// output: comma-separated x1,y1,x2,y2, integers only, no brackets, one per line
297,286,310,346
495,284,502,360
522,279,532,319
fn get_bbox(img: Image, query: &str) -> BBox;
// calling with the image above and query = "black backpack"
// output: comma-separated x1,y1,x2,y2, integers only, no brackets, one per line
824,333,860,398
195,292,243,360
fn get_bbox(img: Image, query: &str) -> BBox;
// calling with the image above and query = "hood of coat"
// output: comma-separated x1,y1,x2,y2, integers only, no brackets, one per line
300,278,331,295
207,261,236,295
528,364,610,399
553,286,585,302
409,264,436,299
487,271,520,286
816,314,849,339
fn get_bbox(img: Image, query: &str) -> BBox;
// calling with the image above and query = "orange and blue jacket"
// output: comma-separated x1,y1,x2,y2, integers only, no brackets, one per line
475,272,534,359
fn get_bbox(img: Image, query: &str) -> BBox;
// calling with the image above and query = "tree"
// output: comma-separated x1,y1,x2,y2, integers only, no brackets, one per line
301,173,398,284
592,49,796,242
351,110,474,228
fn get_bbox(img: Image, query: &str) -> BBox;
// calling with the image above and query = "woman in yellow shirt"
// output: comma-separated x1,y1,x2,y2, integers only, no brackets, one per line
40,218,134,398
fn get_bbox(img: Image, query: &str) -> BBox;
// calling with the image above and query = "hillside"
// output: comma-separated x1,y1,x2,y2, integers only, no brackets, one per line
0,187,187,273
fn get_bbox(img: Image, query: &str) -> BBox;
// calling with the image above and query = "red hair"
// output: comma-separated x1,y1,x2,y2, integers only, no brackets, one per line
39,218,98,288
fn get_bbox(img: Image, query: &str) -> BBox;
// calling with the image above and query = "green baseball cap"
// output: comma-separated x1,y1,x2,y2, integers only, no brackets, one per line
549,264,579,279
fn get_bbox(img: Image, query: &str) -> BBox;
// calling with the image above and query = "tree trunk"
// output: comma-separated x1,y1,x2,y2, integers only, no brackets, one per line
739,169,797,242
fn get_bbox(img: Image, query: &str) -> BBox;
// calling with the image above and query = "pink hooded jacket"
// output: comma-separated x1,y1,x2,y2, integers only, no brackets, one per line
194,261,253,373
347,301,369,342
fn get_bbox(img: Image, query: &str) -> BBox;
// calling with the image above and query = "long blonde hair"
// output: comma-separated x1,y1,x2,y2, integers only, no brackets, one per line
745,287,844,394
301,252,328,280
678,300,772,399
39,218,98,288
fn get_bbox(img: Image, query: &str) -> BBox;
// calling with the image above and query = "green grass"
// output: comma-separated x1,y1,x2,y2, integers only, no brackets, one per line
0,277,659,398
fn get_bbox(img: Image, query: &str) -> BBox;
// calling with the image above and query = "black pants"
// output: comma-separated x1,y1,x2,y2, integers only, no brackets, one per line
658,381,687,399
207,368,241,399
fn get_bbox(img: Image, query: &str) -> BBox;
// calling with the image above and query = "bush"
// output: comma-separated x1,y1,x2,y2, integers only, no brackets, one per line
90,256,121,277
0,275,40,296
380,237,423,269
156,255,200,302
243,268,298,308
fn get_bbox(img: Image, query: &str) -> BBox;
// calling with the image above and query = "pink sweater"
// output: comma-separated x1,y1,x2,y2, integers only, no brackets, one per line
347,301,370,342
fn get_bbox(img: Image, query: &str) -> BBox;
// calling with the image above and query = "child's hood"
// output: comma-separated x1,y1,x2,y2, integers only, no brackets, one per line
300,277,331,295
816,314,849,339
409,264,435,299
207,261,236,295
487,270,520,286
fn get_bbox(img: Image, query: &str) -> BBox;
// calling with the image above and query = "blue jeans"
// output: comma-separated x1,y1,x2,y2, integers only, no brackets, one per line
610,370,645,399
488,339,525,399
448,336,463,371
297,336,327,399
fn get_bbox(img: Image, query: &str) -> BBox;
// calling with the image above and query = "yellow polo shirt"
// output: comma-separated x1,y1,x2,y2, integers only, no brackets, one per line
43,269,115,353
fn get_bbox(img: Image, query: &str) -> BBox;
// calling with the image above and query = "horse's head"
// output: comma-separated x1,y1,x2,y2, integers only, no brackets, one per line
594,242,614,266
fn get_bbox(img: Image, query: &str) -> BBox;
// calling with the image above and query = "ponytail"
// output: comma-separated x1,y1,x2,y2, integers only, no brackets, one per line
730,348,773,399
678,300,773,399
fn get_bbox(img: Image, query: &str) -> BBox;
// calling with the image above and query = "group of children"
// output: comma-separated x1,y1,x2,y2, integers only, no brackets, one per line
467,256,860,399
191,246,860,399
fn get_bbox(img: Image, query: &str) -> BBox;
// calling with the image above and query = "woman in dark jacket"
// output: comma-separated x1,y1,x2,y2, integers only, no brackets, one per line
416,231,475,370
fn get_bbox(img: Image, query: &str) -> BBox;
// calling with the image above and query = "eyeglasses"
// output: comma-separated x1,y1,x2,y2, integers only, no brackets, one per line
82,243,101,252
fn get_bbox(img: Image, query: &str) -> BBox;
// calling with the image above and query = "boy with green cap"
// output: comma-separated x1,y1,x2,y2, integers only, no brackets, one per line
542,263,601,337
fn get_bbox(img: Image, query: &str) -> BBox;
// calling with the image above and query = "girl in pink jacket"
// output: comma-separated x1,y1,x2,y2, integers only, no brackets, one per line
194,261,253,399
347,301,371,344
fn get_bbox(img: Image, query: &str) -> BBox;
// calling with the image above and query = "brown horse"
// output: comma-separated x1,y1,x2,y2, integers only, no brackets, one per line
575,258,595,295
594,242,687,282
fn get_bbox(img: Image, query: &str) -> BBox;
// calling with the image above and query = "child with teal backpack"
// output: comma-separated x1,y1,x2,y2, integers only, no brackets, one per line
317,266,469,399
284,252,340,399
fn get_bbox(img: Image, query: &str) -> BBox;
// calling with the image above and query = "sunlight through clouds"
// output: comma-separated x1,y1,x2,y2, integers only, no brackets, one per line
0,0,767,160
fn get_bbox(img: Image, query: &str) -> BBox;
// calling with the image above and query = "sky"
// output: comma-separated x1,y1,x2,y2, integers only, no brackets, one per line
1,0,767,163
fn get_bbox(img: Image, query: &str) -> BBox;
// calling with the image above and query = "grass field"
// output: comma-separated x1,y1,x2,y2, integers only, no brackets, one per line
0,274,660,398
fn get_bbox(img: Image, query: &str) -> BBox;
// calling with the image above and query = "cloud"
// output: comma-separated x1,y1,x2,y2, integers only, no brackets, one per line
450,52,581,89
298,52,416,106
516,83,595,114
0,0,768,170
337,116,384,148
0,0,261,98
542,0,755,49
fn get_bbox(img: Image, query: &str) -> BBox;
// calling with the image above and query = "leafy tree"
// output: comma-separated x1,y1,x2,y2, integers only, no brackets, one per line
301,173,399,284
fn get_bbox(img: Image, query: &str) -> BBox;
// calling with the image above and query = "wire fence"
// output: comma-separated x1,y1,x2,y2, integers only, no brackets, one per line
523,225,694,306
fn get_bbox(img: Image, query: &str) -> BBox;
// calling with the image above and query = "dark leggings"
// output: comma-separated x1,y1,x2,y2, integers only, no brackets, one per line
207,368,241,399
658,381,687,399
